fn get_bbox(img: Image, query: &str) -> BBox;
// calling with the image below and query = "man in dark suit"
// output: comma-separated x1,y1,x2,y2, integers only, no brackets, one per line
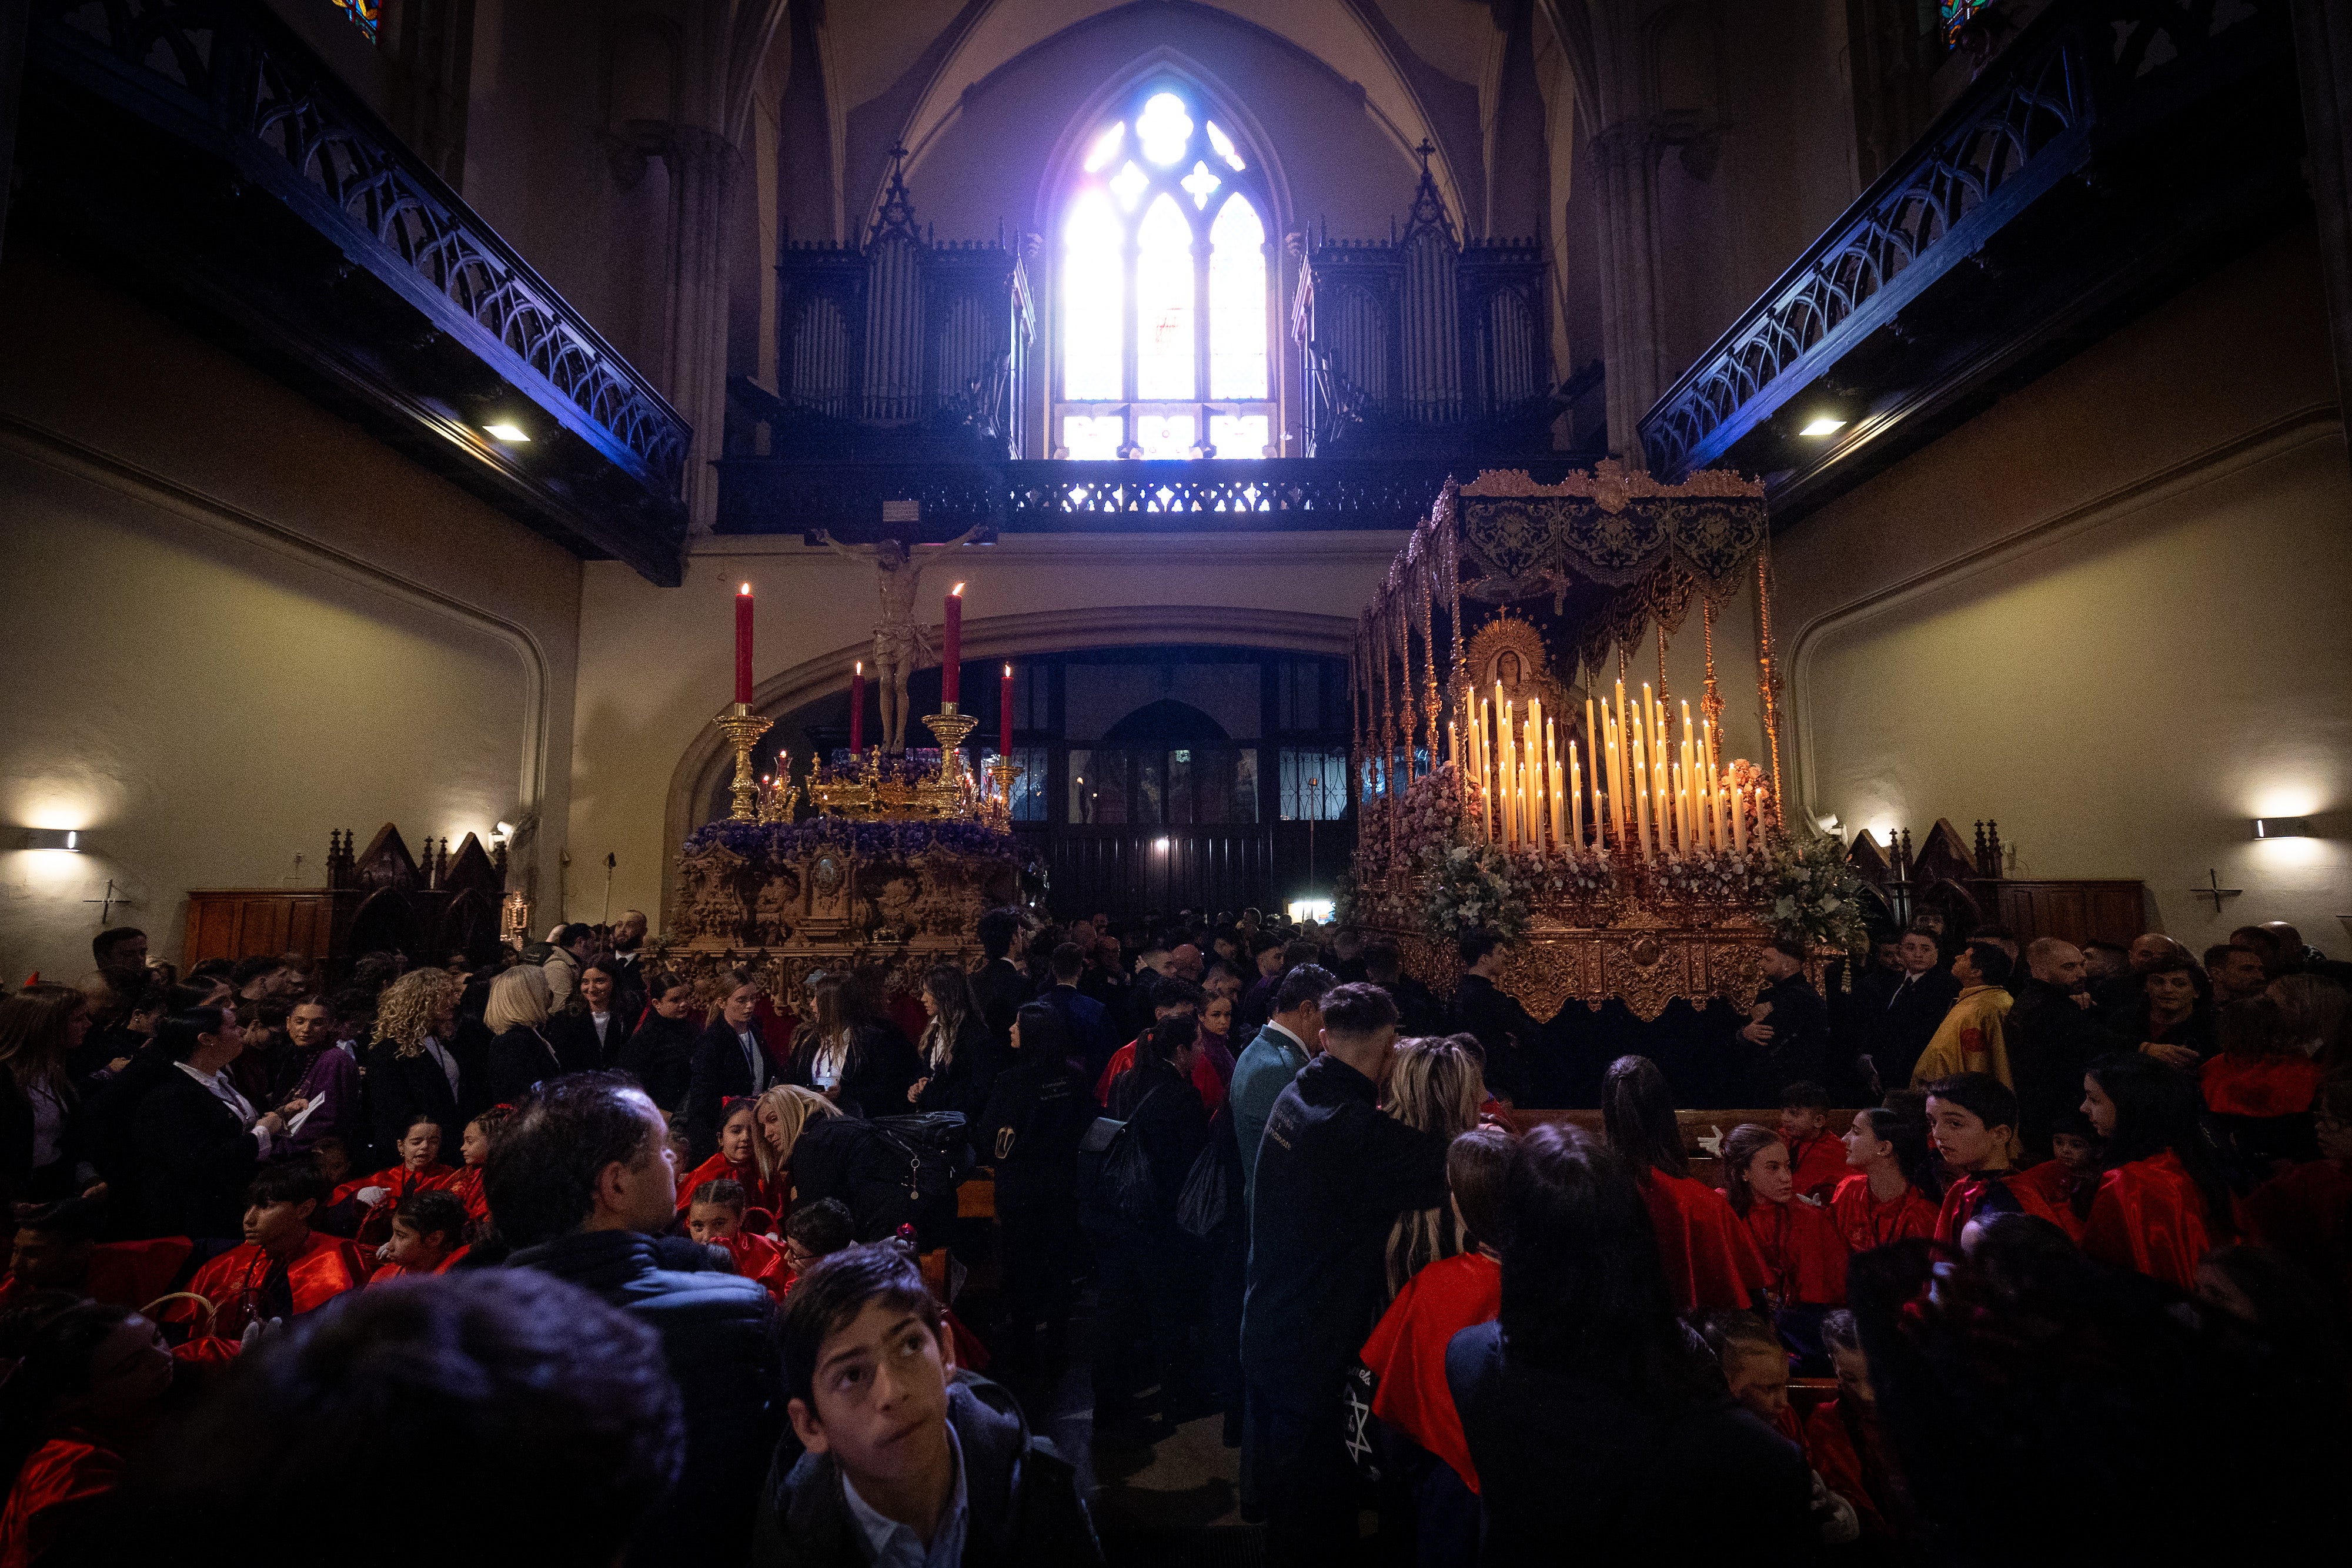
1739,936,1831,1105
1451,929,1543,1105
1864,927,1962,1093
969,908,1031,1048
1037,941,1115,1078
133,1008,289,1239
683,976,777,1161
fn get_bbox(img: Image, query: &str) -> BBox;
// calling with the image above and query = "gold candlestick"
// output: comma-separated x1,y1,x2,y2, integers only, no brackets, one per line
713,703,774,822
919,704,980,817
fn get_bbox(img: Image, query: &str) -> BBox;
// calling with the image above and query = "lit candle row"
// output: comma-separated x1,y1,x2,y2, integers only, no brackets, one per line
1458,680,1758,862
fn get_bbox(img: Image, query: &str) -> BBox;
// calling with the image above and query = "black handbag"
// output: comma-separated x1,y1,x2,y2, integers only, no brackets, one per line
1075,1086,1167,1238
868,1112,973,1202
1175,1131,1238,1240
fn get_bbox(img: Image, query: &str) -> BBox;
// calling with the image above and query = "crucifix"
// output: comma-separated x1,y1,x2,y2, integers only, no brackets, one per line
2189,868,2243,915
82,878,127,924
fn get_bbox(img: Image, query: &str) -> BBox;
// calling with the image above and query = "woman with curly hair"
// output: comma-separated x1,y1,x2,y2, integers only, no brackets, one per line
1382,1034,1489,1299
366,967,475,1166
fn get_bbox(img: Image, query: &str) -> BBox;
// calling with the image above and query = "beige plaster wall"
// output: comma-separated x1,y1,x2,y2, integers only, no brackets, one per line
1779,229,2351,953
565,529,1415,929
0,254,583,979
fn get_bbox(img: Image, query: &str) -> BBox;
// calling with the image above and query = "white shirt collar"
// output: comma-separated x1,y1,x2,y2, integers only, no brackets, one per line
1264,1019,1308,1054
840,1422,966,1568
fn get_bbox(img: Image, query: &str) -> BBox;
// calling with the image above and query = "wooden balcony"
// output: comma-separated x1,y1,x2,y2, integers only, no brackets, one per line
15,0,690,583
1636,0,2304,524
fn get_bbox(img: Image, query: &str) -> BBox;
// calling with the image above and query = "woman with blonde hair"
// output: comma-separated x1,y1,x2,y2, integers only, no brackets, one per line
367,967,472,1162
483,965,560,1105
0,985,93,1202
749,1084,841,1209
1382,1033,1489,1298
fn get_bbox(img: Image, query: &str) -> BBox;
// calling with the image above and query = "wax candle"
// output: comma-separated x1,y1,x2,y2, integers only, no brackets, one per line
1502,701,1517,847
1000,663,1014,760
1733,783,1747,853
850,661,866,753
1631,709,1652,861
942,583,965,706
734,582,754,705
1716,767,1732,852
1448,719,1458,771
1569,742,1583,847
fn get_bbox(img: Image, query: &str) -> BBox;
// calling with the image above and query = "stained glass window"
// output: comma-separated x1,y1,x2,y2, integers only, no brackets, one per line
1054,83,1275,460
1939,0,1987,43
332,0,379,39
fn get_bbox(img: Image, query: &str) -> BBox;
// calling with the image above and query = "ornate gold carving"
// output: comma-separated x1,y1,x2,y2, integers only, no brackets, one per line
1464,611,1576,718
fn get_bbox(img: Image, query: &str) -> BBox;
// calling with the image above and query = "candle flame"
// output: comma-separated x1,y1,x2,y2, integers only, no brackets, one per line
854,661,862,674
739,583,750,595
951,582,965,596
1004,664,1012,677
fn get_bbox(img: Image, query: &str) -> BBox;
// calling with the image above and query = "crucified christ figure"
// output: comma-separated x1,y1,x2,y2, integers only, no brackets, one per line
815,527,985,751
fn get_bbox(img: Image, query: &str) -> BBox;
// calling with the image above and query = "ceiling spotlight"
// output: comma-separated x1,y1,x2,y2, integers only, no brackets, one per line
1798,416,1846,437
483,422,531,443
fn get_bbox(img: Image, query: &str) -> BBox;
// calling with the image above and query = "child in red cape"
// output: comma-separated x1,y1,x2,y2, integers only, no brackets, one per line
1702,1310,1860,1546
329,1112,458,1247
686,1178,791,1302
1360,1126,1514,1497
1778,1082,1850,1203
0,1299,177,1568
1829,1106,1941,1253
1722,1124,1849,1308
1803,1309,1916,1540
445,1103,514,1229
1093,978,1221,1110
2200,995,2324,1118
1601,1055,1767,1309
675,1098,784,1229
2079,1052,2236,1290
1925,1074,2062,1242
781,1198,858,1295
2005,1109,2101,1244
165,1164,370,1342
366,1189,472,1282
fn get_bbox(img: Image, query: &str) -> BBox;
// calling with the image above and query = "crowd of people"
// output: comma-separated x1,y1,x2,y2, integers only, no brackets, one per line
0,902,2344,1564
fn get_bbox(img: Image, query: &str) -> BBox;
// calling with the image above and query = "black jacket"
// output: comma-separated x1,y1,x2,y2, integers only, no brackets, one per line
2007,979,2107,1156
787,1022,923,1124
914,1015,1000,1121
1241,1052,1449,1412
128,1068,266,1239
547,1005,635,1072
969,958,1031,1048
368,1037,483,1162
1865,967,1960,1094
685,1020,779,1161
754,1370,1101,1567
1452,972,1543,1102
788,1114,955,1247
1106,1060,1211,1233
506,1228,780,1568
1448,1321,1813,1562
620,1012,700,1114
485,1025,565,1106
1745,972,1830,1102
974,1056,1094,1212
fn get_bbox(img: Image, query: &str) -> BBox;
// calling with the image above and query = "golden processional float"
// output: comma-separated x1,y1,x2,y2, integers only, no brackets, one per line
657,584,1040,1012
1348,462,1866,1022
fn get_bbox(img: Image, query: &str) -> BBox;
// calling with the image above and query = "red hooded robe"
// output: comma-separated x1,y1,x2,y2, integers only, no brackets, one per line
2199,1053,2324,1119
1359,1251,1502,1493
1783,1134,1851,1205
164,1231,370,1338
1828,1174,1939,1253
2080,1151,2216,1290
0,1430,122,1568
1638,1170,1768,1310
1740,1198,1848,1305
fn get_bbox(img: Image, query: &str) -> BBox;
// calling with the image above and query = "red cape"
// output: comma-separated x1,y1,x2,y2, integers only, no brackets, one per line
165,1232,370,1336
1740,1198,1848,1305
1935,1168,2067,1245
676,1152,787,1229
1095,1039,1227,1114
2241,1158,2352,1300
1785,1134,1851,1204
720,1231,793,1302
366,1247,469,1285
1359,1251,1502,1493
1638,1171,1768,1310
0,1430,122,1568
2080,1151,2214,1290
2005,1161,2092,1243
334,1162,459,1244
2199,1053,2323,1119
0,1238,196,1318
447,1165,492,1225
1829,1175,1939,1253
1806,1398,1901,1540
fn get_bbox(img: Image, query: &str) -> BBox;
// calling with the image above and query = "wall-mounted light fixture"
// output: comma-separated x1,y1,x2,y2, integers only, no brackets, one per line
483,422,531,443
2253,817,2313,839
1798,415,1847,437
13,828,82,851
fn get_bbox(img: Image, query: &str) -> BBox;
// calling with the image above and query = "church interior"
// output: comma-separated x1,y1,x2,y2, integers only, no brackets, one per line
1,0,2349,1561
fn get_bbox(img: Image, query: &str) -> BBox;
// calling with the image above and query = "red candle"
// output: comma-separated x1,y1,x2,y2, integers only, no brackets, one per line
733,582,753,706
1000,663,1014,760
941,582,965,707
849,660,865,754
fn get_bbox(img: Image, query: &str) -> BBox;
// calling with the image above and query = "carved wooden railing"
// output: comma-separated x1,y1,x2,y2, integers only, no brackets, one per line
718,456,1552,535
1636,0,2290,480
31,0,689,496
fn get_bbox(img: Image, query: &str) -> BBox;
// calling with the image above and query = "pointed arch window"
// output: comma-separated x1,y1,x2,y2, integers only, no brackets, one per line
1056,87,1276,460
